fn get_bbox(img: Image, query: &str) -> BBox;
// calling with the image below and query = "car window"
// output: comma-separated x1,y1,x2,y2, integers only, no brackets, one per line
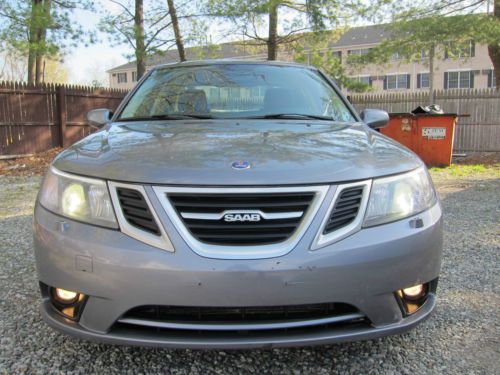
119,64,355,122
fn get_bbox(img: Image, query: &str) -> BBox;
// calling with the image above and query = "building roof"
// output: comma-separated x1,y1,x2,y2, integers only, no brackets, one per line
330,24,388,48
107,24,388,73
152,59,317,70
107,42,267,73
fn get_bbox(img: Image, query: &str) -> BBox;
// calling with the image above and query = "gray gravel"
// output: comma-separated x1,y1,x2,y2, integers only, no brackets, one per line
1,171,499,374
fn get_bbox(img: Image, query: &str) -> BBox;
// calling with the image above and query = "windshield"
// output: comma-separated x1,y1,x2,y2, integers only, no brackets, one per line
118,64,355,122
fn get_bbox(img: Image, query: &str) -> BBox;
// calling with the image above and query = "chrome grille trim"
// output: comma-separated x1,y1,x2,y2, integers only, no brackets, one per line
311,180,372,250
180,210,304,221
108,181,175,252
153,186,329,259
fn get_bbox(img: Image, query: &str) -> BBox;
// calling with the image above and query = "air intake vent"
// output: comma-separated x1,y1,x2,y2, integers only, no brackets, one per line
120,302,362,326
168,192,315,246
323,186,364,234
116,188,160,235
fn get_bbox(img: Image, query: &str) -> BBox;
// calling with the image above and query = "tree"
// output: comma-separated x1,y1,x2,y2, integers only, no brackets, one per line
418,0,500,88
135,0,146,78
290,30,372,92
207,0,371,60
100,0,161,80
0,0,94,84
100,0,200,79
353,1,500,93
187,19,223,60
42,57,69,83
167,0,186,61
0,45,28,81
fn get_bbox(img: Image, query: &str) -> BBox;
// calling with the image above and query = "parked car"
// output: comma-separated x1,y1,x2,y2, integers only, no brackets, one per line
33,60,442,348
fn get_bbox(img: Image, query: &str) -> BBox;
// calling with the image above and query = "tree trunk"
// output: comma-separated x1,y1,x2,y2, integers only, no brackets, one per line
135,0,146,79
267,2,278,60
35,0,51,84
428,44,435,103
488,0,500,88
27,0,42,84
167,0,186,62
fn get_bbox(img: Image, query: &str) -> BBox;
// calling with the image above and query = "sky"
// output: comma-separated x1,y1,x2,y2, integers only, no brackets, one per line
65,2,130,85
64,0,301,85
12,0,492,85
65,1,233,85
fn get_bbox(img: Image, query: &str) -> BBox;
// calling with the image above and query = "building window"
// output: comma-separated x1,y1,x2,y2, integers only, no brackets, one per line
391,51,402,61
332,50,342,63
444,71,473,89
347,48,371,56
347,48,371,64
352,76,371,86
384,74,410,90
347,76,372,92
444,40,475,59
417,73,430,89
132,71,137,82
488,70,496,88
117,72,127,84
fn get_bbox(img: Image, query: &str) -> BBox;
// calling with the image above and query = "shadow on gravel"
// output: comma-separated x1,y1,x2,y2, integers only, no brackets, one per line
1,178,498,374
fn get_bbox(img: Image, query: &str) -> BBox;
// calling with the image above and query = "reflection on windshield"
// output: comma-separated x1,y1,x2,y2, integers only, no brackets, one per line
119,64,355,122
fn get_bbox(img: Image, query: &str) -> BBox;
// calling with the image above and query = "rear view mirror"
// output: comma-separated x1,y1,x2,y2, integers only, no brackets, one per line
360,109,389,129
87,109,113,129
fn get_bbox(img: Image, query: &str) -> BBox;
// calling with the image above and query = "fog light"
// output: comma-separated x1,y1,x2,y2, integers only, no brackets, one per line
402,284,424,299
54,288,79,304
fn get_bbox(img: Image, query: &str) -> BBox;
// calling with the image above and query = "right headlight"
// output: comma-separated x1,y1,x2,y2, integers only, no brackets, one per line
363,167,437,227
39,166,118,228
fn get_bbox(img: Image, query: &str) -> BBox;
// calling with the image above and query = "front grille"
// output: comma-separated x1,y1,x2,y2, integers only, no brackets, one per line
168,193,315,246
323,186,364,234
116,303,369,336
123,303,359,323
116,187,160,235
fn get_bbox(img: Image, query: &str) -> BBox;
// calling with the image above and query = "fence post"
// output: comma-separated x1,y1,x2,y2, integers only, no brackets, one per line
56,85,67,148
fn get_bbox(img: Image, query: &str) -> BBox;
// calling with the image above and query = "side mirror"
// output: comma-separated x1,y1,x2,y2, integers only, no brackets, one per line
360,109,389,129
87,108,113,129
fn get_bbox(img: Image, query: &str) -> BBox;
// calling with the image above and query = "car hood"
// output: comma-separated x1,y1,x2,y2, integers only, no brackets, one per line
53,120,422,185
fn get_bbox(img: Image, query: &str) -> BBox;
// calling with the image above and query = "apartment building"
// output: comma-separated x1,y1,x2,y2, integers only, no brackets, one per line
108,24,496,92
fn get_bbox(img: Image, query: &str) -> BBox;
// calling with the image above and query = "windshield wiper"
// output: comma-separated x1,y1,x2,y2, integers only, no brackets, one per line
244,113,334,121
117,113,213,121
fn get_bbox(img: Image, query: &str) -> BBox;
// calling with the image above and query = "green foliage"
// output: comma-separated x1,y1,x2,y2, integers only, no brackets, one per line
290,31,372,92
206,0,373,48
186,19,223,60
0,0,95,61
98,0,175,60
349,13,499,68
430,164,500,177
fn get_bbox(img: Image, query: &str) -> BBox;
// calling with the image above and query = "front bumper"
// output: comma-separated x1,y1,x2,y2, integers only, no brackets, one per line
33,200,443,349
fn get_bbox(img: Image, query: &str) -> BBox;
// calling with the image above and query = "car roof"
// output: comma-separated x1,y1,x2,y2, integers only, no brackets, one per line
153,59,319,71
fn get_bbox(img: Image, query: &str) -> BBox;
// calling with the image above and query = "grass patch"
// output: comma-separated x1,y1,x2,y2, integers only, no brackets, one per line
429,164,500,177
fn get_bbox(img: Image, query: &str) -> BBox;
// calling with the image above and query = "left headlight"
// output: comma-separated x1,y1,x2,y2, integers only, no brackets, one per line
363,167,437,227
39,166,118,228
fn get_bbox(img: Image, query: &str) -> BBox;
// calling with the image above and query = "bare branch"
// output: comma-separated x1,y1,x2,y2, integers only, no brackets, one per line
108,0,135,19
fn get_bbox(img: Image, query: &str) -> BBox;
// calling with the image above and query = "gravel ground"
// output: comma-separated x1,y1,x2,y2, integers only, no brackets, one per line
0,169,499,374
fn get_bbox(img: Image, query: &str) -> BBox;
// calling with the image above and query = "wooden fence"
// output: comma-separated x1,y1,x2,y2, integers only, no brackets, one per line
350,88,500,152
0,82,127,155
1,83,499,155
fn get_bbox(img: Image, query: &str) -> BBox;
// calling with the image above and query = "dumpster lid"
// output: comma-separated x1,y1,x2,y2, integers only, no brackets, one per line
412,104,444,114
389,104,456,117
389,112,457,118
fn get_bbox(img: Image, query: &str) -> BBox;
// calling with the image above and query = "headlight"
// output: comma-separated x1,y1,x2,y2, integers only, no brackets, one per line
363,167,437,227
39,167,118,228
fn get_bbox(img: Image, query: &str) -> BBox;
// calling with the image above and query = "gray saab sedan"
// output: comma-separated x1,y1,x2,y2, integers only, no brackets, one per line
34,60,442,348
